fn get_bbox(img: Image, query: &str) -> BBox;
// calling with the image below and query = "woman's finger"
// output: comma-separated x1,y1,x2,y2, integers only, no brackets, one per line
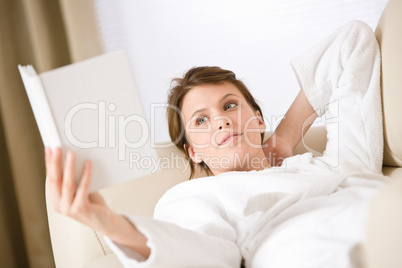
60,151,76,213
50,148,63,183
45,147,60,210
75,160,92,204
89,192,107,207
48,148,63,211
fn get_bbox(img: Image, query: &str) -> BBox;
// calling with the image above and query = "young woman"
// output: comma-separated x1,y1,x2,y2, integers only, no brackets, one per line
45,21,388,267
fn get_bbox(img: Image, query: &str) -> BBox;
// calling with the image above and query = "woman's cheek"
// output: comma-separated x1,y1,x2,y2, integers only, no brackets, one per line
188,132,211,149
243,122,263,147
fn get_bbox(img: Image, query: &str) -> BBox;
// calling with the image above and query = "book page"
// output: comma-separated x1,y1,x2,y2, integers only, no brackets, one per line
23,51,160,192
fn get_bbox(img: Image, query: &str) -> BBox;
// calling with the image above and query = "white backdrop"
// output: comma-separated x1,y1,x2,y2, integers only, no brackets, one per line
93,0,387,143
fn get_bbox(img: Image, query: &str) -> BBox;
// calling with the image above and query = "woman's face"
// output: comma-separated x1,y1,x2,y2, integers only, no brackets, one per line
181,82,268,175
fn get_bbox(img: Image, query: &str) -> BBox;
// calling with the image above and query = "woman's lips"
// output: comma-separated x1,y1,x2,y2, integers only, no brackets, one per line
219,132,242,146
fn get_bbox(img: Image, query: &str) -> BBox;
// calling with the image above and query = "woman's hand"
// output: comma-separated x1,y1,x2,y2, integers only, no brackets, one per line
45,147,151,258
45,147,115,234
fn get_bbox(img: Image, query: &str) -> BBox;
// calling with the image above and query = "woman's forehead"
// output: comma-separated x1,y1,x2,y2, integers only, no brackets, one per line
181,83,243,112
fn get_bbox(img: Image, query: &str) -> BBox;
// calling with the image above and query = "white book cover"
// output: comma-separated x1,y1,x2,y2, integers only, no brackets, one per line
19,51,160,192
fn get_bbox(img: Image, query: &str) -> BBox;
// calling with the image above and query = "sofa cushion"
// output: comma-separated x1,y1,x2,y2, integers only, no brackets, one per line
84,253,123,268
375,0,402,167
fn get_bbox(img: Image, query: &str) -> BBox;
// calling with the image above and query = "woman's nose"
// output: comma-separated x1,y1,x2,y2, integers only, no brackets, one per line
219,121,230,130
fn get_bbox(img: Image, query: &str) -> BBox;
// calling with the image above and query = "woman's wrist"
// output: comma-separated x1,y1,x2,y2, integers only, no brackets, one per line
105,213,151,258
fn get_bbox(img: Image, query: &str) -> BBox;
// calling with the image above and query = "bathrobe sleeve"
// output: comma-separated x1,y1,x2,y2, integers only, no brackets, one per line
104,181,242,267
290,20,383,174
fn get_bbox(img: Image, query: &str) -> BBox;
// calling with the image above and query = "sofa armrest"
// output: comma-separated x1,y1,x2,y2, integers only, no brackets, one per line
45,179,114,268
83,253,123,268
364,170,402,268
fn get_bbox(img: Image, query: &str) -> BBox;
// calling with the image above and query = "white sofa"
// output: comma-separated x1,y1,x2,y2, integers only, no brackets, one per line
45,0,402,267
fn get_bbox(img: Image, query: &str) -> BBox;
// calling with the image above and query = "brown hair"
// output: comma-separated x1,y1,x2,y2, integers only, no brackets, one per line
166,66,265,179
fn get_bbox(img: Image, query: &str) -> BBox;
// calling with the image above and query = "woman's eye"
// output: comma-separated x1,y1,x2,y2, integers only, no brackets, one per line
225,102,237,110
196,116,207,125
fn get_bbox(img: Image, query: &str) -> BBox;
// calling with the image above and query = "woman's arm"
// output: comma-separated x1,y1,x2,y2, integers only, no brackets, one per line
263,89,317,166
45,147,151,258
46,148,242,267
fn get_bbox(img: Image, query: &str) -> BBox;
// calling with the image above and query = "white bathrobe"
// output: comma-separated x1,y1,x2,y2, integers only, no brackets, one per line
105,21,390,268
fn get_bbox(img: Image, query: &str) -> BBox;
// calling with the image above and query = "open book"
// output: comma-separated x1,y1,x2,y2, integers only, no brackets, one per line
18,51,160,192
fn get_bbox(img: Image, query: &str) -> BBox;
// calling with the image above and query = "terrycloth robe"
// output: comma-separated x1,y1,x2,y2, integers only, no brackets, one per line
105,20,389,268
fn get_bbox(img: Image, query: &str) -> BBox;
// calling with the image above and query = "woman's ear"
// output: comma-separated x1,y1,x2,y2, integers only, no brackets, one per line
184,143,203,164
255,110,266,134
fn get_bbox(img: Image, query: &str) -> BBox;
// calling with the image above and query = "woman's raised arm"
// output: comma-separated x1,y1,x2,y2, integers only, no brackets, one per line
45,147,151,258
263,89,317,166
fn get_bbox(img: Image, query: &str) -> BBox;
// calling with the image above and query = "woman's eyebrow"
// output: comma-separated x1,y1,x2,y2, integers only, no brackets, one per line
220,93,238,102
190,93,239,119
191,108,207,119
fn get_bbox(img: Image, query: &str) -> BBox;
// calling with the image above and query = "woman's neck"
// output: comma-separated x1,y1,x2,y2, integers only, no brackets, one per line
211,150,270,176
